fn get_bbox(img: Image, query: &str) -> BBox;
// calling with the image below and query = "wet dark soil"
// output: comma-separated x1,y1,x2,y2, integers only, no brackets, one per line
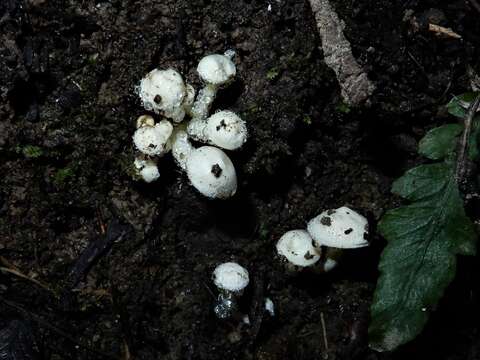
1,0,480,359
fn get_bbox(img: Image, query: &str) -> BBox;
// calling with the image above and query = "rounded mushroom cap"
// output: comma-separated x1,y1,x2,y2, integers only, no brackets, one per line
197,54,236,86
307,206,369,249
206,111,247,150
138,69,187,122
276,230,321,267
134,158,160,183
186,146,237,199
133,120,173,156
213,262,249,292
136,115,155,128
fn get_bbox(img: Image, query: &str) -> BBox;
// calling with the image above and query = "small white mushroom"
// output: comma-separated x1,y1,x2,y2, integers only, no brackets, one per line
133,120,173,156
134,157,160,183
276,230,321,267
197,52,236,87
136,114,155,128
264,298,275,316
213,262,249,293
186,146,237,199
187,110,247,150
307,206,369,249
323,258,338,272
191,51,236,120
138,69,187,122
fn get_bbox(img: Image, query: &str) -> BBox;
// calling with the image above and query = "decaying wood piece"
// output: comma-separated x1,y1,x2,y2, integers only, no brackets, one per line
428,24,462,39
308,0,375,106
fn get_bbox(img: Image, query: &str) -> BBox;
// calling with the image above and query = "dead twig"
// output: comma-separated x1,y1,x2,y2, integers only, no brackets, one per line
428,23,462,39
308,0,375,106
0,256,57,296
63,218,130,291
320,312,329,359
455,93,480,183
0,267,55,295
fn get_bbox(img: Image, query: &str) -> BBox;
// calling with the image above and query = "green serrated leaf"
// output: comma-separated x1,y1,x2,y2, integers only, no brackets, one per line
391,163,450,201
369,166,477,351
447,92,478,118
369,99,480,351
418,124,462,160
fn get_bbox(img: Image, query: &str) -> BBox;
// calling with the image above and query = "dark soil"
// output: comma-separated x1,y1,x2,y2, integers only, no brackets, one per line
1,0,480,359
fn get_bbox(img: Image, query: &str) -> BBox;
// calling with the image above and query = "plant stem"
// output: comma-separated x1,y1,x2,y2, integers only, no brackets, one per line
455,93,480,183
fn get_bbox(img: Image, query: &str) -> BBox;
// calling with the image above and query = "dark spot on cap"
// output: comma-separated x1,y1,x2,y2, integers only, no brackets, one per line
327,209,336,215
320,216,331,226
216,119,227,131
344,228,353,235
148,143,157,148
211,164,222,178
304,251,315,260
154,94,162,104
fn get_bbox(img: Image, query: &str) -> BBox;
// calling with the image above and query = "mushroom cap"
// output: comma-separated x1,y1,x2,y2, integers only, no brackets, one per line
213,262,249,292
136,115,155,128
133,120,173,156
276,230,321,267
307,206,369,249
186,146,237,199
197,54,236,86
134,158,160,183
138,69,186,122
206,110,247,150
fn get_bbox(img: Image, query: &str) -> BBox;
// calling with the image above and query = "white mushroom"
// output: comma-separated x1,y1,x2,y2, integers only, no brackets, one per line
186,146,237,199
323,258,338,272
191,51,236,120
197,52,236,87
276,230,321,267
138,69,187,122
133,120,173,156
134,157,160,183
264,298,275,316
213,262,249,293
187,110,247,150
212,262,249,319
136,114,155,128
307,206,369,249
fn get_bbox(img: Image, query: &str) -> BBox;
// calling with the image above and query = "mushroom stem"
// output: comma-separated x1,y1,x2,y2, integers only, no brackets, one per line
171,128,194,170
190,84,217,121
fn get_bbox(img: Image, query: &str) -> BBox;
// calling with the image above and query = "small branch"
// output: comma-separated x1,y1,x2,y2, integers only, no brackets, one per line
308,0,375,106
320,312,329,358
455,93,480,183
428,24,462,39
0,256,57,296
63,218,130,290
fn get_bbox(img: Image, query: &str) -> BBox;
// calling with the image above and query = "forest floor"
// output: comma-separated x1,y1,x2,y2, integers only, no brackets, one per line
1,0,480,359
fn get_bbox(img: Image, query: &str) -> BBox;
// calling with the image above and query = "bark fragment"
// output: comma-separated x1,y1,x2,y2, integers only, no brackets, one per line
309,0,375,106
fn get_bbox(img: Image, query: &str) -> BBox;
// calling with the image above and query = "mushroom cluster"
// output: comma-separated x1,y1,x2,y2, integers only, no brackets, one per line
132,51,247,199
276,206,369,272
